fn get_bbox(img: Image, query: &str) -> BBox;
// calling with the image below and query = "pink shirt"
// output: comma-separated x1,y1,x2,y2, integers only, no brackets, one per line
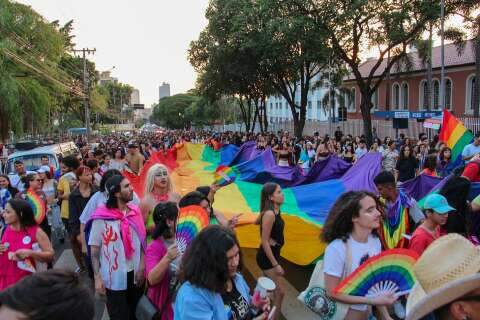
145,238,173,320
0,225,38,290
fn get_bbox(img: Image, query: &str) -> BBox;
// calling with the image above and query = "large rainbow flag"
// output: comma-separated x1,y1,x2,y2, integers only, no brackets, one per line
125,142,382,265
439,109,473,166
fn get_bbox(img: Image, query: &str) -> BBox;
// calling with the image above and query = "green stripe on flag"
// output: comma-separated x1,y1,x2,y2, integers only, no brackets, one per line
451,131,473,161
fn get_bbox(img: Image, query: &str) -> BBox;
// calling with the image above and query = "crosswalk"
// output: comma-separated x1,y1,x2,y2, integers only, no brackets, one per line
53,248,317,320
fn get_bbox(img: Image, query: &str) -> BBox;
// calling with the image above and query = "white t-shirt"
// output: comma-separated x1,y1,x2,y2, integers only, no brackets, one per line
323,235,382,311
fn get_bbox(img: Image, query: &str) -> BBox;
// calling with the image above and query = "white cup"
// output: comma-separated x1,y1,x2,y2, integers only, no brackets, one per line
255,276,276,299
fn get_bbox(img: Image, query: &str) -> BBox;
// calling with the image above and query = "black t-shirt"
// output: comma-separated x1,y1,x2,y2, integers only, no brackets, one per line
396,157,418,182
222,283,252,320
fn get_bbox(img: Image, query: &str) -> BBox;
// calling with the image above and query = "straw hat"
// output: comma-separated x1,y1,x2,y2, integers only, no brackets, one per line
406,234,480,320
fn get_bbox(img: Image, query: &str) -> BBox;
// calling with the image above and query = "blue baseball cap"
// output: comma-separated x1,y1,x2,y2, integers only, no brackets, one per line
423,194,455,214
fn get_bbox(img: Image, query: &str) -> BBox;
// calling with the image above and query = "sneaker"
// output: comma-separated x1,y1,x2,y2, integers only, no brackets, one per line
393,300,406,319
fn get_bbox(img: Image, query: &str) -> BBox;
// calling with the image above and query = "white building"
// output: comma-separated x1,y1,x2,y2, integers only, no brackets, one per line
159,82,171,101
98,71,118,86
134,108,152,123
266,73,340,124
130,89,140,105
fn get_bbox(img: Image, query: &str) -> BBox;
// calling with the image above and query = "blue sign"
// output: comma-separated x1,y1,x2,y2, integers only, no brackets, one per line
373,111,443,119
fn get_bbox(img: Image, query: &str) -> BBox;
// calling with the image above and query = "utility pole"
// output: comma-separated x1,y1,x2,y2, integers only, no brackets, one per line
73,48,96,143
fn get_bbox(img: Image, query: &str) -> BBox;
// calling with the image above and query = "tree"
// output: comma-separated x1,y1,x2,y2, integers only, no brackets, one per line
190,0,333,138
0,0,68,140
294,0,478,144
151,94,200,129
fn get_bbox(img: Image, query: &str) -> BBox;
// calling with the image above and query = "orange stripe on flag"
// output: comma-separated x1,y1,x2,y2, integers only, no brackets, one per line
446,124,467,148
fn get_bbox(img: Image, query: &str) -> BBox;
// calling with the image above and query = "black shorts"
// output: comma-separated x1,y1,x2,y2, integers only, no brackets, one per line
256,245,281,270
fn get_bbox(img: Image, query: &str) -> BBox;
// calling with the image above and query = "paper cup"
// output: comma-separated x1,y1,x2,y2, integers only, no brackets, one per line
253,276,276,307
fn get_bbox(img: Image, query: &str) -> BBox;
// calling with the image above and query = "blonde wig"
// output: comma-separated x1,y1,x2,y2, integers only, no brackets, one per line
144,164,172,195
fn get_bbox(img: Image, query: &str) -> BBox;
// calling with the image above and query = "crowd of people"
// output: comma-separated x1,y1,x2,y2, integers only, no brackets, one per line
0,128,479,320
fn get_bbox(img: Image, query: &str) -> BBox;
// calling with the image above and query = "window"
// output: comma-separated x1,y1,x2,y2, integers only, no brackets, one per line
307,101,312,119
392,83,400,110
349,88,356,111
433,80,440,110
371,89,379,110
420,80,428,110
401,82,409,110
445,78,452,110
466,75,477,113
270,103,273,110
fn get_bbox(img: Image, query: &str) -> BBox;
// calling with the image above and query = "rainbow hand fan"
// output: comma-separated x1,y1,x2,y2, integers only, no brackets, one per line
213,165,236,187
25,190,46,224
176,205,209,254
334,249,419,298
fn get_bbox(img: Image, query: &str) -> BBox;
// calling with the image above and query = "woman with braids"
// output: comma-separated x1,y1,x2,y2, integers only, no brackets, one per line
255,183,285,320
145,202,179,320
322,191,396,320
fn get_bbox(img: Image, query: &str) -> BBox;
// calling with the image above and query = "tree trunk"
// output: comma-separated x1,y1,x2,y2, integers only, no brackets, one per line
252,102,259,133
261,98,268,132
238,97,251,132
474,29,480,117
426,26,433,111
360,89,374,145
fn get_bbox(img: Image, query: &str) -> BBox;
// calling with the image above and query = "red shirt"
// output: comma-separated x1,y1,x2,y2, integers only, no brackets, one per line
409,226,440,256
462,161,480,182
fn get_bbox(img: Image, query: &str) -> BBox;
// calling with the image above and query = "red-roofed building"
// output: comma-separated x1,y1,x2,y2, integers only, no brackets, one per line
343,40,477,119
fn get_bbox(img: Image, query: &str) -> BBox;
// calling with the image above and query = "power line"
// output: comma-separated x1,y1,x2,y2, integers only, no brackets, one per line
1,48,85,97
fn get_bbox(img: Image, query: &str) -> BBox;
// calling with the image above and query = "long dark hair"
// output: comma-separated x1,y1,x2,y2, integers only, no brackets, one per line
0,174,19,197
105,175,124,209
100,169,122,192
438,147,452,161
423,154,438,171
439,176,471,235
180,225,242,293
322,191,379,243
399,145,414,161
152,202,178,240
7,198,37,228
256,182,280,225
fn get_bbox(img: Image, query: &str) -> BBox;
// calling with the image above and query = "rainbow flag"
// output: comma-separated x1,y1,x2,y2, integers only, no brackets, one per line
124,143,382,265
439,109,473,164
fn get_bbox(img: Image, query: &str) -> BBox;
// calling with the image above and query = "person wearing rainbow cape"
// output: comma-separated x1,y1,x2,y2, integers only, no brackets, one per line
373,171,425,250
87,175,146,320
373,171,425,319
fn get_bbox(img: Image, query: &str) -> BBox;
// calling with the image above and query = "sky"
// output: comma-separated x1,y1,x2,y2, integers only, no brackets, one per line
17,0,210,108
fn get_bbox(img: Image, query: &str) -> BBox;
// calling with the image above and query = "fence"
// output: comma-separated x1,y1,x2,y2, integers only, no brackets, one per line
212,116,480,139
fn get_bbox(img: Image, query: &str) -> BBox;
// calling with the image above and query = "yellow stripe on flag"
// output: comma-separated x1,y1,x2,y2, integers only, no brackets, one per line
447,124,467,149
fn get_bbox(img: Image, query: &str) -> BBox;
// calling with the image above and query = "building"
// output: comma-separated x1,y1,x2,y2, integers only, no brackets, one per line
343,40,477,118
134,108,152,123
266,73,339,124
130,89,140,105
98,71,118,86
159,82,171,101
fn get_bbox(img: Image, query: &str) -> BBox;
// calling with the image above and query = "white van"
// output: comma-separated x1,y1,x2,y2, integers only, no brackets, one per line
4,142,79,176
